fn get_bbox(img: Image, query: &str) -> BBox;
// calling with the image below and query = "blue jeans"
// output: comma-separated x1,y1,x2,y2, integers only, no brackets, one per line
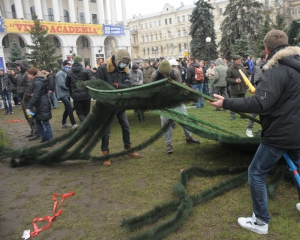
191,83,204,108
203,82,209,96
60,97,76,125
101,111,131,152
248,143,300,224
35,119,53,141
1,90,12,112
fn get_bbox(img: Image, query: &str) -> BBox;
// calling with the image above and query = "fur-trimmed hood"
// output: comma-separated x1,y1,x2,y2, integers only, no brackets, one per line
106,57,129,74
263,46,300,71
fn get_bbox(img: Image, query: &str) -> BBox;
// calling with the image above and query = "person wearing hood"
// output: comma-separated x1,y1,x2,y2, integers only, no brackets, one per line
56,60,79,129
96,49,141,166
213,58,228,110
41,68,58,109
209,30,300,235
8,60,40,141
26,68,53,143
66,55,95,123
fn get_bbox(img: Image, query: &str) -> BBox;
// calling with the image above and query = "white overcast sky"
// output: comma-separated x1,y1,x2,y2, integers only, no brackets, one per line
118,0,196,20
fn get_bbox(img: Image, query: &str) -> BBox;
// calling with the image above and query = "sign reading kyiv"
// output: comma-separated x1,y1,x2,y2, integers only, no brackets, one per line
0,19,103,35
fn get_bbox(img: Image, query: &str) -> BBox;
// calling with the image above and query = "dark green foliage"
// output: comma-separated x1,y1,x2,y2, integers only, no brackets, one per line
219,0,263,59
7,41,24,70
287,20,300,46
273,13,286,31
26,14,61,70
189,0,218,60
257,18,272,53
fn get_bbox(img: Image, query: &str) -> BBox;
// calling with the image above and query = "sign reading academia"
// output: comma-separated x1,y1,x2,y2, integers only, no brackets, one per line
0,18,103,35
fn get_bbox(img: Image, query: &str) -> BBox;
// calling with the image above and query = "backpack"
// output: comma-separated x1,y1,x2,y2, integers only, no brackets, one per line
194,67,204,81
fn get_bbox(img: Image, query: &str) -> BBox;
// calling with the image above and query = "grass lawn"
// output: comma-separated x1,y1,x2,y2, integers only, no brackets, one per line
0,100,300,240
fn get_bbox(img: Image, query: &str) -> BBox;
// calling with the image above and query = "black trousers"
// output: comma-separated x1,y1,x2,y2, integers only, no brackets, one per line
73,100,91,123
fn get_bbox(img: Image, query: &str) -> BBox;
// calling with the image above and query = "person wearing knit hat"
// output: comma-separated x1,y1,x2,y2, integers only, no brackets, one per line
66,54,95,124
73,55,83,64
96,49,141,166
150,59,200,154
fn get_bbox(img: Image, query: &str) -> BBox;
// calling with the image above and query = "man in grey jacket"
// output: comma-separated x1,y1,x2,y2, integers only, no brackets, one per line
128,64,143,86
0,68,13,114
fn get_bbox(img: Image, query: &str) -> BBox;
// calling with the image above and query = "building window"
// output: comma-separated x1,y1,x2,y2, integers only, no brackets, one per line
146,35,149,42
11,4,17,19
64,9,69,22
91,0,96,2
142,36,145,42
53,36,61,48
91,14,98,24
79,12,85,23
19,37,25,48
143,49,146,56
48,8,54,21
161,46,163,53
140,24,143,29
168,31,171,38
188,14,191,20
150,22,152,28
184,43,187,50
147,48,150,55
165,19,168,25
178,30,181,37
151,35,153,41
177,16,180,23
169,18,172,24
158,20,161,26
298,7,300,15
145,23,148,28
179,43,182,52
291,8,295,15
219,8,223,15
182,15,185,22
155,34,158,40
2,35,9,48
265,0,269,10
81,36,89,47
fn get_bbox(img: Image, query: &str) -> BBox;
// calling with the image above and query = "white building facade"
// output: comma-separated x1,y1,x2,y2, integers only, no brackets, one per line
0,0,130,70
128,0,299,60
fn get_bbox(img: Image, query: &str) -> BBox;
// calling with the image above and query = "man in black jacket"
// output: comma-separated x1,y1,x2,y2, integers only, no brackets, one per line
0,68,13,114
96,49,141,166
8,60,40,140
41,69,58,109
66,55,95,122
209,30,300,235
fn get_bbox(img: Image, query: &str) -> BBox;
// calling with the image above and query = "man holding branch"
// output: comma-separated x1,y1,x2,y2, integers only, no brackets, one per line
209,30,300,235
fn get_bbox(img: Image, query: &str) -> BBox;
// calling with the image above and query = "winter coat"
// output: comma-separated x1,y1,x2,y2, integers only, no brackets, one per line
151,68,182,83
55,67,70,100
225,64,248,95
27,71,52,121
143,67,155,84
66,62,94,101
213,58,228,87
46,73,56,91
8,60,31,100
206,66,215,81
0,73,11,92
247,59,253,74
128,69,143,85
223,45,300,149
251,59,265,86
9,74,17,92
96,57,131,89
186,62,201,86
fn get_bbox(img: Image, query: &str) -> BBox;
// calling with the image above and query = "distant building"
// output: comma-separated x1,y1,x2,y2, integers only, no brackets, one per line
0,0,130,70
128,0,300,60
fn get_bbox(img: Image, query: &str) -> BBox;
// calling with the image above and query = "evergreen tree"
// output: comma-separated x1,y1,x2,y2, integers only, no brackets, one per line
273,13,286,31
231,32,252,57
257,17,272,53
7,41,24,70
26,14,61,70
219,0,263,59
189,0,218,61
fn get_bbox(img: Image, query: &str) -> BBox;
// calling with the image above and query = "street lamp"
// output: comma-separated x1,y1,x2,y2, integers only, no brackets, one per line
206,37,211,66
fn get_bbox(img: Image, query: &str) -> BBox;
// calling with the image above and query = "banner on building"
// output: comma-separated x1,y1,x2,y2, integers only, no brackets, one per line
103,25,124,36
0,18,103,35
0,57,6,73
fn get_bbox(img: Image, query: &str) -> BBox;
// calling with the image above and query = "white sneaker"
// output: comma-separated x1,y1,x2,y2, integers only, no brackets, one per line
237,213,268,234
246,128,253,138
62,123,72,128
296,203,300,211
72,124,79,129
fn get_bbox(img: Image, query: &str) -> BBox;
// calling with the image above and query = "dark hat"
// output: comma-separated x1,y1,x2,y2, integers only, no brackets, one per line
210,60,215,64
63,60,72,66
158,60,171,75
132,64,138,69
93,67,98,71
232,55,241,60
